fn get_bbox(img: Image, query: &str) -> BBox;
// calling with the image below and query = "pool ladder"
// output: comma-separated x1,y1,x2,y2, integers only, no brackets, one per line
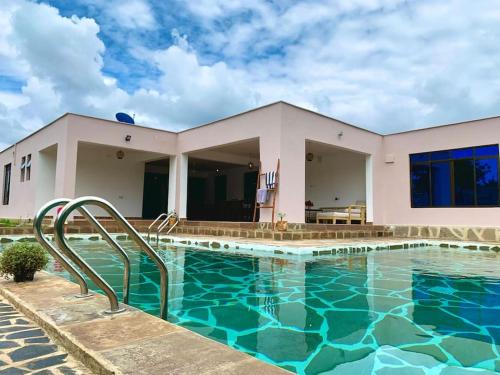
33,196,169,319
147,212,179,243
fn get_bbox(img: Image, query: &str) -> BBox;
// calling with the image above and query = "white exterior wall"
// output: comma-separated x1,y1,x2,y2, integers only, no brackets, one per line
74,146,146,217
3,102,500,226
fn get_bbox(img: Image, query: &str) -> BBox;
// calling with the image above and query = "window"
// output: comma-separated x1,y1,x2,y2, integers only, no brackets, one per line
410,145,499,207
20,156,26,182
3,164,11,205
26,154,31,181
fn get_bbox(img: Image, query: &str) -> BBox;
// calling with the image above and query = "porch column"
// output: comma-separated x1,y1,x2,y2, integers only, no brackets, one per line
258,136,280,222
54,139,78,199
278,137,306,223
168,156,177,213
365,155,374,223
171,154,188,219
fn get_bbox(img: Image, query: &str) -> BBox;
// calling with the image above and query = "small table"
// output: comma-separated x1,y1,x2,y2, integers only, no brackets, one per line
305,209,321,223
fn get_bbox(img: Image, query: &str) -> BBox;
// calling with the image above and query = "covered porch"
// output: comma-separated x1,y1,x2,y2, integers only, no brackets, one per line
304,140,372,225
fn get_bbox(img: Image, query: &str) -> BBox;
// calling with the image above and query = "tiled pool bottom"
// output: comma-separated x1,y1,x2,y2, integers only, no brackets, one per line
1,242,499,374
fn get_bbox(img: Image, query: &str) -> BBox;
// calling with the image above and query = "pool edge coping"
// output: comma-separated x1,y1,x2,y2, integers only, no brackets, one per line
0,272,291,375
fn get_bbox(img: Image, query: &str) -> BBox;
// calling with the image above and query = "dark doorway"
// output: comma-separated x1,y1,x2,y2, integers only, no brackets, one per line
244,171,258,203
187,177,207,220
243,171,258,221
142,172,169,219
214,175,227,202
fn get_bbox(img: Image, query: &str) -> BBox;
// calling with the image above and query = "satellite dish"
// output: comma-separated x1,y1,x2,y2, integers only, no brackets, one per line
115,112,135,124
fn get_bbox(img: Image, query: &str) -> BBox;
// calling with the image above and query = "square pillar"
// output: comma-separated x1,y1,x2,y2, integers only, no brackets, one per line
365,155,374,223
258,136,280,223
170,154,188,218
54,139,78,199
278,137,306,224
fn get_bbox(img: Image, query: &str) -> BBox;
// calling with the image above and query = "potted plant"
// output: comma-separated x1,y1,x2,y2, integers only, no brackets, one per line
0,242,49,282
168,211,177,226
276,212,288,231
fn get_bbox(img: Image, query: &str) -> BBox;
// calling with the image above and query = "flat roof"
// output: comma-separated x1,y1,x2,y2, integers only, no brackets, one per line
2,101,500,154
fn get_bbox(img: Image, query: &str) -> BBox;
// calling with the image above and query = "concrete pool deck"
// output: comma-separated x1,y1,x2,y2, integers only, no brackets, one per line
0,272,290,375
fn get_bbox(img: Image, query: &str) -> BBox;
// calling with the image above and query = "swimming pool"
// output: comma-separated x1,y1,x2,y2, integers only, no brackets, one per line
2,240,499,374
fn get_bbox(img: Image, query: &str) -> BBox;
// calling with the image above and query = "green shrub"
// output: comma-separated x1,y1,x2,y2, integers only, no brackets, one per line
0,219,19,227
0,242,49,282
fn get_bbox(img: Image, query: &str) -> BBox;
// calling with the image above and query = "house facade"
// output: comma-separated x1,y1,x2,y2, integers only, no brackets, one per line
2,101,500,227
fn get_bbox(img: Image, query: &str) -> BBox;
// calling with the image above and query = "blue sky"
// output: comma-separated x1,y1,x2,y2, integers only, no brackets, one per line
1,0,500,149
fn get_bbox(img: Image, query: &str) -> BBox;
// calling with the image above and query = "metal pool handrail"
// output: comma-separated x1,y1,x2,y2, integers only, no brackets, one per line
147,213,168,242
75,207,131,305
33,198,90,297
156,213,176,243
56,196,170,319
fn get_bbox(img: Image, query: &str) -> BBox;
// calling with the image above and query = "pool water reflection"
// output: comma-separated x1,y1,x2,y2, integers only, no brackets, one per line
3,241,499,374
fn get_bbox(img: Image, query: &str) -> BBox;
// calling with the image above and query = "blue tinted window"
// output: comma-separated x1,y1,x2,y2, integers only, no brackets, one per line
476,159,499,205
475,145,499,157
410,153,430,163
431,162,451,206
454,159,475,206
411,164,430,207
431,150,450,161
451,148,473,159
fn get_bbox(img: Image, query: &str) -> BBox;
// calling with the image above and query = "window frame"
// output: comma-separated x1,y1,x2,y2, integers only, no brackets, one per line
3,163,11,205
26,154,31,181
20,156,26,183
409,144,500,208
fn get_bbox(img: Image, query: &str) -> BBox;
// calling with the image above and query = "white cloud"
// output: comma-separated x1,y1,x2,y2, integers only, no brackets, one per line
2,0,500,151
111,0,156,30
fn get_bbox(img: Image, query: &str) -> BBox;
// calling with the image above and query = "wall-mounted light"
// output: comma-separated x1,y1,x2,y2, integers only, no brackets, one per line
116,150,125,160
248,161,254,169
125,135,132,142
338,131,344,139
306,152,314,162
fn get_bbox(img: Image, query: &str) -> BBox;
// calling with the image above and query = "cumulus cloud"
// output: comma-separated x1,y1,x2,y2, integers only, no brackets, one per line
111,0,156,30
1,0,500,150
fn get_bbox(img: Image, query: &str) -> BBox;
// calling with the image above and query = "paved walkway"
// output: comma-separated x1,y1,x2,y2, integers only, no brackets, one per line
0,297,90,375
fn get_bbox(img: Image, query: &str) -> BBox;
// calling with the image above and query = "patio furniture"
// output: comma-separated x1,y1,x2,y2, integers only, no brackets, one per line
305,208,321,223
316,204,366,224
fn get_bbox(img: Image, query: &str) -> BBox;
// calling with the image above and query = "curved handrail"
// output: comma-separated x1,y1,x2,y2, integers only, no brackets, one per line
56,196,169,319
166,219,179,235
156,213,174,242
35,199,131,305
77,209,131,305
157,215,178,242
33,199,89,297
147,213,168,242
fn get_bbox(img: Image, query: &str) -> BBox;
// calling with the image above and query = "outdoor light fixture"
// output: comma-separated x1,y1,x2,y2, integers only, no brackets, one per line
338,131,344,139
248,161,254,169
306,152,314,162
116,150,125,160
125,135,132,142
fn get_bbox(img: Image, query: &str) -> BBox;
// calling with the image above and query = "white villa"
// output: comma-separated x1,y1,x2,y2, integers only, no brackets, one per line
2,101,500,228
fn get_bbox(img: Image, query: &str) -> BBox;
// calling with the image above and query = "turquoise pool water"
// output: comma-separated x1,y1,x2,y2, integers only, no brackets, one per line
2,241,499,374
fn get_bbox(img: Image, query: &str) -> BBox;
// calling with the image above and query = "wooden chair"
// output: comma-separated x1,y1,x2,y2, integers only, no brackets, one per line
316,204,366,224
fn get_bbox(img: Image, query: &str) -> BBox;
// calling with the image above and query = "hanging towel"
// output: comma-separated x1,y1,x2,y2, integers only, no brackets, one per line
257,188,269,204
